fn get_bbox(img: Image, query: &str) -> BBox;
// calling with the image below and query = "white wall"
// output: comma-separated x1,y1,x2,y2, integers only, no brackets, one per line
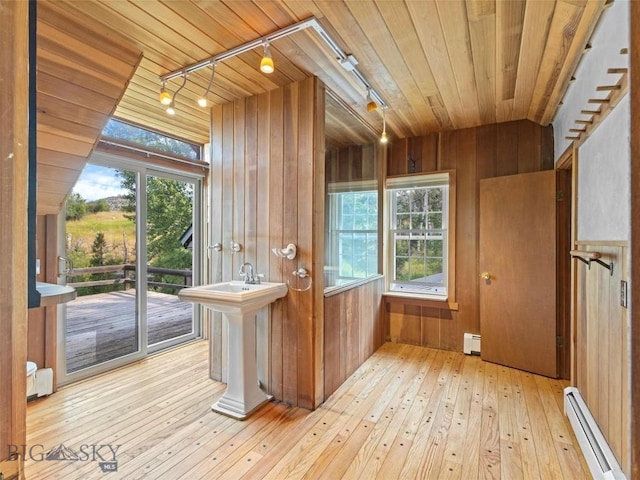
552,0,630,241
577,94,630,241
553,0,629,159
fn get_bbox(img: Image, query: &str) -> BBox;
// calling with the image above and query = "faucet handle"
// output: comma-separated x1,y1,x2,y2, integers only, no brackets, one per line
255,273,264,284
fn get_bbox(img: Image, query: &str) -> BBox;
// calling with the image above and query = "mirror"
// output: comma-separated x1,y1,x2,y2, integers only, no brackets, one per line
324,90,382,290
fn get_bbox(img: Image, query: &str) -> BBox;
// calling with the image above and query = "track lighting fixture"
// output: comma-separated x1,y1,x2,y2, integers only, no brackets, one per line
197,64,216,108
166,72,188,115
366,89,377,112
159,17,388,117
260,42,274,74
380,107,388,144
159,81,172,106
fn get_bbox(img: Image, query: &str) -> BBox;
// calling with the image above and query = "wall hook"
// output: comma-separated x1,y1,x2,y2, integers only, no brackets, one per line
570,250,613,276
272,243,297,260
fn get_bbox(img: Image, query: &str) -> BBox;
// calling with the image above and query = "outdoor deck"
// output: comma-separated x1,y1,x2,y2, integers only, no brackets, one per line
66,290,193,373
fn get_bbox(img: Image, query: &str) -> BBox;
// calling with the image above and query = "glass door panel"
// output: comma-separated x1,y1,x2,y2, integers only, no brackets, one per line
145,173,197,350
63,165,140,374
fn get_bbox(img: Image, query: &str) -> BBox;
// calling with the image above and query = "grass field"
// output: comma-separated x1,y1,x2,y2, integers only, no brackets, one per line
66,211,136,265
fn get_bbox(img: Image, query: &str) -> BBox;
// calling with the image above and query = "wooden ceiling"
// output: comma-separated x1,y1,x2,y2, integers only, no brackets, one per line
37,2,141,215
36,0,607,213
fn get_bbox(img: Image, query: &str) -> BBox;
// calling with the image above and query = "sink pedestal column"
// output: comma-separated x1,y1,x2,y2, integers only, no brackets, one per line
212,309,272,420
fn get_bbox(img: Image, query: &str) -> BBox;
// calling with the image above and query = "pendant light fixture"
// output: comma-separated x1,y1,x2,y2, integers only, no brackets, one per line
380,107,388,144
197,64,216,108
260,42,274,74
166,72,188,115
159,81,172,106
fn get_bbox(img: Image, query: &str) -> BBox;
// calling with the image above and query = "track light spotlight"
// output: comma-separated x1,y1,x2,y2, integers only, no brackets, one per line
165,72,188,115
198,64,216,108
366,89,378,112
380,107,388,144
260,42,274,74
159,81,172,106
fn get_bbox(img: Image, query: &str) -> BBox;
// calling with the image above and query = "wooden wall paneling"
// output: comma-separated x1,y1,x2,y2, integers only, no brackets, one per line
351,146,363,181
44,215,58,387
282,82,299,406
541,124,555,170
449,128,477,348
244,96,258,267
362,143,375,180
209,78,321,408
389,138,408,176
209,105,223,382
556,170,572,380
386,120,553,354
389,304,421,345
324,293,342,397
323,276,385,400
574,243,630,474
268,86,285,401
606,246,624,466
620,247,630,473
0,0,28,472
420,307,441,349
296,77,315,409
496,121,519,176
476,123,498,180
516,119,541,173
256,91,272,392
313,80,326,407
632,4,640,474
232,99,246,278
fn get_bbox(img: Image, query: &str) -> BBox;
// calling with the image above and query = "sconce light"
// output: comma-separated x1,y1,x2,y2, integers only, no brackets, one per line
366,89,377,112
380,107,388,144
166,72,188,116
197,64,216,108
159,81,172,106
260,42,274,74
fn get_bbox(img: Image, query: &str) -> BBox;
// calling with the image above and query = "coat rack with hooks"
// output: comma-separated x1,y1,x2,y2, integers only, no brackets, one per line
570,250,614,276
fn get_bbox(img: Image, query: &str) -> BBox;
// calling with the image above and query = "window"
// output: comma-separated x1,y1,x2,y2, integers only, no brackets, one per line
326,182,378,287
387,173,450,297
102,119,202,160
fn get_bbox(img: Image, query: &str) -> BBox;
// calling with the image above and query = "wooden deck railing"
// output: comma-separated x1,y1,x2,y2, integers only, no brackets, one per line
67,264,192,291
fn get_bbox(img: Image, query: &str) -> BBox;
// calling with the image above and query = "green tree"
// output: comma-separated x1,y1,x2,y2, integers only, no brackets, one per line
90,232,108,267
117,170,193,293
87,198,110,214
66,193,87,221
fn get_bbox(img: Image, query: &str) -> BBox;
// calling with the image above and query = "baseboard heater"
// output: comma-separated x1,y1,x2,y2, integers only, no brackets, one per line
564,387,625,479
463,333,481,355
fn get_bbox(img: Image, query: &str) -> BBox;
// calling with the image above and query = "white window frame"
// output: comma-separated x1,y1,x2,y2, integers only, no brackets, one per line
326,180,379,287
386,172,452,299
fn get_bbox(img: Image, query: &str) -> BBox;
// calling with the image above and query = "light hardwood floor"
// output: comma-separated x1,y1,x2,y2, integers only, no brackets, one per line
26,340,589,479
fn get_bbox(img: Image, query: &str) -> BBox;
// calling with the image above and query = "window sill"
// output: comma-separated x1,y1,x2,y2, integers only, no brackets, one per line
324,274,384,298
383,292,459,311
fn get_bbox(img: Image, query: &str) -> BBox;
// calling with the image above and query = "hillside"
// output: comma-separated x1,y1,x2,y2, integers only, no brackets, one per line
66,210,136,266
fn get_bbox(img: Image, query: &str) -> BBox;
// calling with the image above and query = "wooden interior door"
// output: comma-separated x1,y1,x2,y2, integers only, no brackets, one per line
479,170,557,378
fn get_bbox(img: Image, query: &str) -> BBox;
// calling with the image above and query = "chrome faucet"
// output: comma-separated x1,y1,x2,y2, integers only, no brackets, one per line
239,262,262,284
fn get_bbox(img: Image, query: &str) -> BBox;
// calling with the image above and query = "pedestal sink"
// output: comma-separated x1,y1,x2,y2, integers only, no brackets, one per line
178,281,287,419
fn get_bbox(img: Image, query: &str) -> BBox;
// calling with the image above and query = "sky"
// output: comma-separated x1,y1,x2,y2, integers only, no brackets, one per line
73,164,125,201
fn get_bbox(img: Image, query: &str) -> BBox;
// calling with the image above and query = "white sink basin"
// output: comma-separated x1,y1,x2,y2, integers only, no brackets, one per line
178,280,287,419
178,280,287,314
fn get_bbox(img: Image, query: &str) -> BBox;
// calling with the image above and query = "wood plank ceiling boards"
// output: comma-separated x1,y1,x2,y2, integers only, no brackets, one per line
37,0,607,207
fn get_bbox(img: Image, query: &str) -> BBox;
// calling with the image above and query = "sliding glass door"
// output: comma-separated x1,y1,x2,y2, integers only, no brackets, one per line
145,172,197,352
59,161,202,383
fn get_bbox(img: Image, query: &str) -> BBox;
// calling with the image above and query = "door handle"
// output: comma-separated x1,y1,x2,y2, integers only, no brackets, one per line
480,272,491,280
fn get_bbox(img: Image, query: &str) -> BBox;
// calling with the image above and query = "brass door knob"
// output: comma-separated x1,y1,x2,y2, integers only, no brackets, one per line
480,272,491,280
